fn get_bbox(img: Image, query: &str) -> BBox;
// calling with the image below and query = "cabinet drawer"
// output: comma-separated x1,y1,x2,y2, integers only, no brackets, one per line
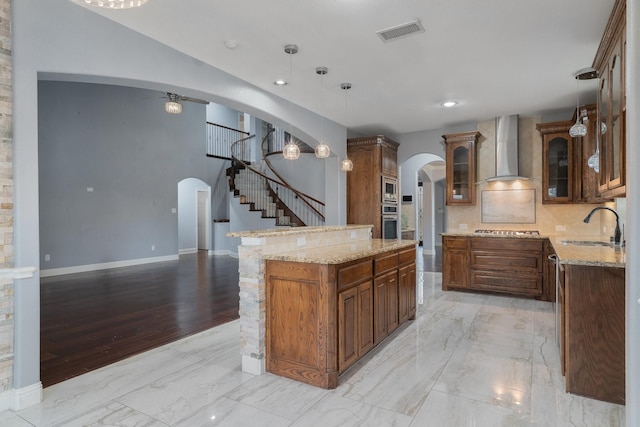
338,260,373,291
471,250,543,273
374,253,398,275
470,270,542,296
398,248,416,266
471,237,543,252
444,236,469,250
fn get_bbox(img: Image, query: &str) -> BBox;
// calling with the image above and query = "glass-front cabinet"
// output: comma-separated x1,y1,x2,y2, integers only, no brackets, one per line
443,131,480,206
537,121,574,204
595,0,625,198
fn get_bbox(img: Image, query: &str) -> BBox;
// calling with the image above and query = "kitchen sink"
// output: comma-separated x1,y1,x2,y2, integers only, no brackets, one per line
560,239,611,247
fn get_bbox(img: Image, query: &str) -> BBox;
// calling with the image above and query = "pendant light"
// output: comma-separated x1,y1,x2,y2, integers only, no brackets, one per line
282,44,300,160
568,71,588,138
340,83,354,172
314,67,331,159
71,0,149,9
164,93,182,114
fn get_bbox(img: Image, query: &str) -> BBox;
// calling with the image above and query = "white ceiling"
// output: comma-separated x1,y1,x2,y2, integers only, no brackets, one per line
82,0,615,136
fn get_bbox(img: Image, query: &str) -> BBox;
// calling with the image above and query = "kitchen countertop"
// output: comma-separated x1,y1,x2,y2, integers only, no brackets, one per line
228,224,372,238
262,239,418,264
550,238,625,268
442,231,625,268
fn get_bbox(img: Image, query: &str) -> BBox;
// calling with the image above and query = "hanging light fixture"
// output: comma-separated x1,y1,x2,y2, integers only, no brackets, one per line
569,70,589,138
71,0,149,9
282,44,300,160
340,83,354,172
314,66,331,159
164,93,182,114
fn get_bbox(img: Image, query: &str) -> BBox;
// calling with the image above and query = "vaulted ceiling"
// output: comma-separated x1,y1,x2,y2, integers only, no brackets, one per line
80,0,614,136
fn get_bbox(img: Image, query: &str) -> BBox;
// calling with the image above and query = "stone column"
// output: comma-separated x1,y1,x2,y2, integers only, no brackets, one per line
0,0,12,397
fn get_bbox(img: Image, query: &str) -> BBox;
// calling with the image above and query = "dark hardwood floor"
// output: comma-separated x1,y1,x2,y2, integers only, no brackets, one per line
421,246,442,272
40,252,239,387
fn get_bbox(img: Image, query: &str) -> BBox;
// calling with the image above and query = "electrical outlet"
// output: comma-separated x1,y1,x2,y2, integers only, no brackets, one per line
171,208,176,213
555,225,566,232
44,254,50,262
297,237,306,246
87,187,94,192
151,245,155,251
459,223,468,230
350,231,357,238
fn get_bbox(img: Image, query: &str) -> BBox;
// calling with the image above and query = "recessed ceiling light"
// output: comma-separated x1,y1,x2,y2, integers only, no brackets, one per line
274,79,287,86
441,101,458,108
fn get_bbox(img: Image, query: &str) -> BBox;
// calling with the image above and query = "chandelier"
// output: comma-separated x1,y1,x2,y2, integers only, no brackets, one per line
164,93,182,114
72,0,149,9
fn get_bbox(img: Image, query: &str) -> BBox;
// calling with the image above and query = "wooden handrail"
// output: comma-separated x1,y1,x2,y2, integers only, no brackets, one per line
206,122,250,136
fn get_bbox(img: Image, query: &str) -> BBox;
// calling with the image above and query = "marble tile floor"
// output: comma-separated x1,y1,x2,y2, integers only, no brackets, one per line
3,272,625,426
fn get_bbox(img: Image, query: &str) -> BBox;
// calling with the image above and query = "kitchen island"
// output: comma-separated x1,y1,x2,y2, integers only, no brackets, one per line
263,239,417,388
228,225,417,388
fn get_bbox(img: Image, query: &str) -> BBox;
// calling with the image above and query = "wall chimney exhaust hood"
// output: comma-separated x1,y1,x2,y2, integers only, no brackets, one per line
487,115,528,181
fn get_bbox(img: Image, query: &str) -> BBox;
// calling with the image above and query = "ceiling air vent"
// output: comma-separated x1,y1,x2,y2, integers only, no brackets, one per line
376,19,425,43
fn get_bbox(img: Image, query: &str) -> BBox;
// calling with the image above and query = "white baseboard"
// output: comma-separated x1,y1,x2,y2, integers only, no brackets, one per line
0,382,43,412
209,249,232,256
179,248,198,255
40,255,179,278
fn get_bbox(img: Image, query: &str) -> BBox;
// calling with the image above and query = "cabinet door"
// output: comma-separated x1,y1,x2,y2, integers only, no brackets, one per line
374,275,388,344
374,271,398,344
357,281,374,357
607,43,624,192
598,64,610,194
444,132,479,206
399,263,417,323
387,272,399,335
443,236,469,289
447,143,474,205
338,286,359,370
338,281,374,372
543,133,573,203
443,250,468,289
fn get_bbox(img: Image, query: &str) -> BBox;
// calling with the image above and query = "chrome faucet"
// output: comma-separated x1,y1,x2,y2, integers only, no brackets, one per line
583,207,621,245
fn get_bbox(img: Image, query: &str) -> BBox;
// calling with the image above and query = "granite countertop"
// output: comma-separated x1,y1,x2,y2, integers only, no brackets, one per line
550,237,625,268
442,231,626,268
228,225,372,238
262,239,418,264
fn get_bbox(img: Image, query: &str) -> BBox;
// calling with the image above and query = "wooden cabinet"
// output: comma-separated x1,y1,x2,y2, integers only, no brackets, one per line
338,280,373,371
594,0,626,198
398,248,417,324
443,131,480,206
443,236,549,301
469,237,544,298
442,236,469,290
265,244,416,388
564,264,625,404
347,136,399,238
537,121,574,204
373,251,399,344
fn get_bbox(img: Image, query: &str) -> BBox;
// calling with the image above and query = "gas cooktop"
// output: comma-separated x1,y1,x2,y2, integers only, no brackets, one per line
474,229,540,236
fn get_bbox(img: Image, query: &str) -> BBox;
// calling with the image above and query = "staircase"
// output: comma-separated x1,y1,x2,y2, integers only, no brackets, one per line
228,165,292,226
208,121,325,228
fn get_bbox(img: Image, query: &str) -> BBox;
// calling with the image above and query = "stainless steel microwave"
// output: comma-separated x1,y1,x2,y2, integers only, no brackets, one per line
382,176,398,204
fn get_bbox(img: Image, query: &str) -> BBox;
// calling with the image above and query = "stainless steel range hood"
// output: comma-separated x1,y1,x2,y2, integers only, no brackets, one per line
487,114,528,181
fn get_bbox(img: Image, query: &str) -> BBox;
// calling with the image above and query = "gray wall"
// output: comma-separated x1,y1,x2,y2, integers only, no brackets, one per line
38,81,220,270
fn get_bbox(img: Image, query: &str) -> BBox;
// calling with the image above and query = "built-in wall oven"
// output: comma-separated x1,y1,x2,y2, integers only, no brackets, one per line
381,204,398,239
382,215,398,240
